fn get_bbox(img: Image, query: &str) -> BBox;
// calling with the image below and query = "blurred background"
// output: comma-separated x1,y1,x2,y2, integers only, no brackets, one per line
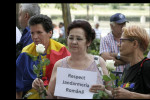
16,3,150,37
16,3,150,55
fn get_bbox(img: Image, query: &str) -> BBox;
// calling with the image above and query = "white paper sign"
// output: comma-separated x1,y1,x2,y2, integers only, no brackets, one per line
54,67,97,99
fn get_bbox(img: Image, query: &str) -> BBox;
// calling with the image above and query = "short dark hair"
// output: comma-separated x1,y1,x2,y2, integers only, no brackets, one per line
67,20,95,43
28,14,53,33
59,22,64,26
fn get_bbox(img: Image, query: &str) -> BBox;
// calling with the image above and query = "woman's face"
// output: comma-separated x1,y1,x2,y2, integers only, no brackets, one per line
30,24,52,46
67,28,90,54
118,35,134,56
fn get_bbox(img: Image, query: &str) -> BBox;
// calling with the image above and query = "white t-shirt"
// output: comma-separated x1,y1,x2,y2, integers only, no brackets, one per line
94,28,101,39
52,28,60,39
60,26,65,38
16,27,22,44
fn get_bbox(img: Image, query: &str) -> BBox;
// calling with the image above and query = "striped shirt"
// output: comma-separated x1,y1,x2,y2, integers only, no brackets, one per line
99,32,128,72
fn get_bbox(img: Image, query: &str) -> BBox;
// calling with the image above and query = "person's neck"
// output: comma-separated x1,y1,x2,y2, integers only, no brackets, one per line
44,40,50,54
69,52,89,62
112,32,121,42
114,37,120,42
128,51,144,66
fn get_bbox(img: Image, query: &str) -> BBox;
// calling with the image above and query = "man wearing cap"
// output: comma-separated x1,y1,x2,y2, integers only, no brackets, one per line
99,13,129,73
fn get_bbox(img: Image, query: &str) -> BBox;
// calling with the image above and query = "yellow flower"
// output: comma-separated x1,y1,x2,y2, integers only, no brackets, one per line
125,83,130,88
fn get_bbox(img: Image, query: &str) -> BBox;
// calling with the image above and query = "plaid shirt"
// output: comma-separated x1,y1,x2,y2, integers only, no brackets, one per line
99,32,129,72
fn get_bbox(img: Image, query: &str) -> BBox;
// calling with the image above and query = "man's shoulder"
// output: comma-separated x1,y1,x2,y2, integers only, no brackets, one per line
101,32,113,41
103,31,112,37
21,43,37,56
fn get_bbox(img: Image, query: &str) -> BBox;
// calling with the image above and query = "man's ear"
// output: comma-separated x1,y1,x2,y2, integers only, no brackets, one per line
110,24,113,29
24,12,30,20
48,31,53,38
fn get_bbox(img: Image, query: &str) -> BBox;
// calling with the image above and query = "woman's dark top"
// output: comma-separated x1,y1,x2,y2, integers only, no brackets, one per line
122,57,150,94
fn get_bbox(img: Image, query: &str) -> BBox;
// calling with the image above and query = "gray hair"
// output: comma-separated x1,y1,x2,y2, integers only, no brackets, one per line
20,3,40,17
110,22,115,26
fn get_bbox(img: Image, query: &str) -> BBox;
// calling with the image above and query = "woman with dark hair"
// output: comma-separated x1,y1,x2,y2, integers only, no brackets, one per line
32,20,110,99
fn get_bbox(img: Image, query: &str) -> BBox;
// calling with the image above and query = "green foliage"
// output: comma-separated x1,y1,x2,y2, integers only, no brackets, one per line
109,3,119,9
144,43,150,57
39,4,49,8
93,68,123,99
55,4,83,10
88,39,100,55
110,72,116,80
27,53,38,61
103,75,111,82
93,90,109,99
54,38,67,46
27,53,50,78
25,53,50,99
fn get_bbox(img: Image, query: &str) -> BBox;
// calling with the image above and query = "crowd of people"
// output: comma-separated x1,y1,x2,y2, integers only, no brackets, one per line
16,3,150,99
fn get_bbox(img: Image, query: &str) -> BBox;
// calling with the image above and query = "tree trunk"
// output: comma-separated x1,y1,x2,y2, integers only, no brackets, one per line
86,5,89,21
61,3,72,39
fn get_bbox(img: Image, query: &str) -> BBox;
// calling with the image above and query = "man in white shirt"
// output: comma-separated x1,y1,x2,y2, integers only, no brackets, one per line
94,22,102,39
16,26,22,44
59,22,65,38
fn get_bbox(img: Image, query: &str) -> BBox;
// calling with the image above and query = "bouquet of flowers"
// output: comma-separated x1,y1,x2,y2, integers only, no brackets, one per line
23,44,50,99
93,60,122,99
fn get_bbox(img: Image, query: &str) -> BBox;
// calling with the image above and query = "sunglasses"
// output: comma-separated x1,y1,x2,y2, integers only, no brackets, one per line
119,38,134,45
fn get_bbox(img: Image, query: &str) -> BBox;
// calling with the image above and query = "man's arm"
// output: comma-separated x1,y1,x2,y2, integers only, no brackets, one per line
100,52,114,61
101,52,128,66
99,37,115,61
110,53,129,66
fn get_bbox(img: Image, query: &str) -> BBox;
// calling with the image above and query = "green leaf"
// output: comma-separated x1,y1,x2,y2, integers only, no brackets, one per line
116,76,120,80
103,75,111,82
33,70,38,75
39,58,50,68
118,81,123,86
33,65,37,70
98,90,103,97
102,91,109,99
33,65,40,75
110,72,116,80
27,53,38,61
39,61,44,68
93,93,101,99
43,58,50,66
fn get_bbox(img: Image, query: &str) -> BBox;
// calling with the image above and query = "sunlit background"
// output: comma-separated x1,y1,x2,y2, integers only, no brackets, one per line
16,3,150,37
39,3,150,37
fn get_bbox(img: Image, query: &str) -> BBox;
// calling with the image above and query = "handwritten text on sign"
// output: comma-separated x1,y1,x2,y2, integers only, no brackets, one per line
54,67,97,99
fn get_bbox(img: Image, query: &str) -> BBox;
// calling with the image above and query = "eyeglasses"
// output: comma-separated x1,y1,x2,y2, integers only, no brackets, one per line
119,38,134,45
